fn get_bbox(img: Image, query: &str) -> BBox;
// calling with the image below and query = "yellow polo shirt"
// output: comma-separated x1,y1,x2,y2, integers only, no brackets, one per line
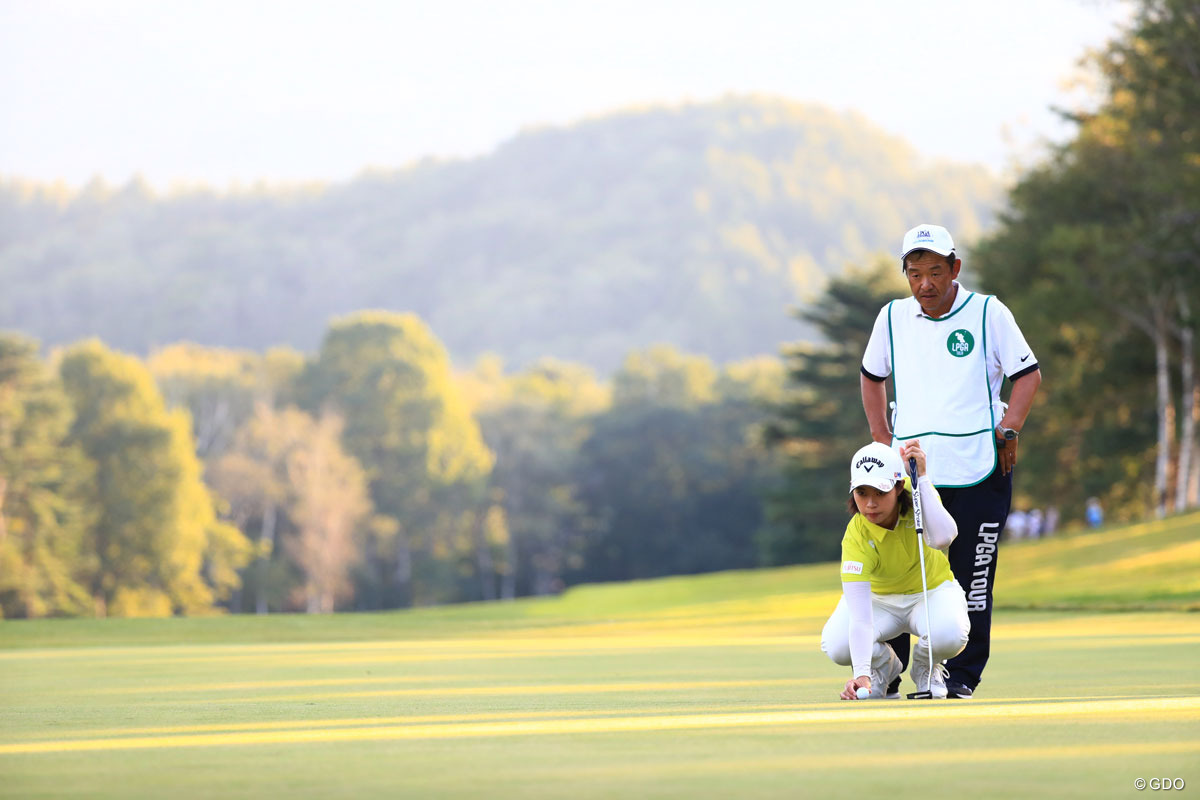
839,491,953,595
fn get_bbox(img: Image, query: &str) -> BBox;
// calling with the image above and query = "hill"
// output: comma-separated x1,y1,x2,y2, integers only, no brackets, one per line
0,96,1002,371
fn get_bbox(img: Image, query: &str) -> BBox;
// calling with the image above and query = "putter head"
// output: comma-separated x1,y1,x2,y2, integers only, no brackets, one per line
906,690,935,700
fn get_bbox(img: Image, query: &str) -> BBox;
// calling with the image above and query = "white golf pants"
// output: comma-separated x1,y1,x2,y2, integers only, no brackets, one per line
821,579,971,670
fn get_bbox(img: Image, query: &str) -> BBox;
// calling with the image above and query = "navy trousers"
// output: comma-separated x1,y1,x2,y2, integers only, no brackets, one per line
888,466,1012,691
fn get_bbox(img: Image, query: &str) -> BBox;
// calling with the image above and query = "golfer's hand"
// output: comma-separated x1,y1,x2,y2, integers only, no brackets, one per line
995,431,1019,475
899,440,927,478
841,676,871,700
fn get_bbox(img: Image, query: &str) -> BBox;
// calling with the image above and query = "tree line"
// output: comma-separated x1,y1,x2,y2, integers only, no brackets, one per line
0,319,784,617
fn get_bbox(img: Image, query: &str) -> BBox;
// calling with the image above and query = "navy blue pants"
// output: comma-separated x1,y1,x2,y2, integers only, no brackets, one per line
888,466,1012,691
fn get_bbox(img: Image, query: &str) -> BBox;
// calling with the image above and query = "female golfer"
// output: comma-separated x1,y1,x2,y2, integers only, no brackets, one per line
821,440,970,699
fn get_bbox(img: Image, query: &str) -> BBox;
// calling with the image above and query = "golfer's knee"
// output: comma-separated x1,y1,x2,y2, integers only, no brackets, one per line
931,620,969,660
821,633,851,666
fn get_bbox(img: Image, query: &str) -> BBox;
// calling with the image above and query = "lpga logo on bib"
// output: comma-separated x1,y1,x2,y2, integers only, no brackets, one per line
947,329,975,357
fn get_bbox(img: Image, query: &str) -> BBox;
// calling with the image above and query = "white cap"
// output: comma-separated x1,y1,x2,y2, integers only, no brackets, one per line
849,442,905,493
900,224,955,268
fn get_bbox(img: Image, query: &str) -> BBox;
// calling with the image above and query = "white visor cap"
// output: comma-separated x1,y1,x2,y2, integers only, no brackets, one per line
849,442,905,493
900,224,955,268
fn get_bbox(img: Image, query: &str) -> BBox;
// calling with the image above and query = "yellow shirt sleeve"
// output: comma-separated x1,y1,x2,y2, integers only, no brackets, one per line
839,516,878,582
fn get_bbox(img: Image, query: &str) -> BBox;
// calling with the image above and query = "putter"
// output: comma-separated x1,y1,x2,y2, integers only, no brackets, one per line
905,455,938,700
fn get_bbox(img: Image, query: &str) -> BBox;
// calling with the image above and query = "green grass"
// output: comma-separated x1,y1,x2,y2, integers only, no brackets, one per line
996,511,1200,610
1,513,1198,798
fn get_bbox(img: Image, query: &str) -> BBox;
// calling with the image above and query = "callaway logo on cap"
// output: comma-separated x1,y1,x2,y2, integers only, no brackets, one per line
856,456,885,472
849,442,904,493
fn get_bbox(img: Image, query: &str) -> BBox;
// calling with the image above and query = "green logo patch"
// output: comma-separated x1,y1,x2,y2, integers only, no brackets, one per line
947,329,975,357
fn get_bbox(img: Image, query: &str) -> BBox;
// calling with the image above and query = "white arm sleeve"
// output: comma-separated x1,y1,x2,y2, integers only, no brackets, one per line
843,580,874,678
918,475,958,550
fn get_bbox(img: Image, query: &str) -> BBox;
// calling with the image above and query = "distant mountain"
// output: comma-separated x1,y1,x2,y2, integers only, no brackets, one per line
1,96,1002,371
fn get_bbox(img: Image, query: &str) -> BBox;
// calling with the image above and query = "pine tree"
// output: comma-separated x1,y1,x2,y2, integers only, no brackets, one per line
761,261,908,564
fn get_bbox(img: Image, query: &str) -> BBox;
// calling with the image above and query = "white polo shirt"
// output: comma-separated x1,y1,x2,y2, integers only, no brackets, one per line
862,282,1038,488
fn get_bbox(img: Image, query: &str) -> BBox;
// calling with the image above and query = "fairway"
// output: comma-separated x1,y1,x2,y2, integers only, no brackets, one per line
3,519,1200,798
3,614,1198,797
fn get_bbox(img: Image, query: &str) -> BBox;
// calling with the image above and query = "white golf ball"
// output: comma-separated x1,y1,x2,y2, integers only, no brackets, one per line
855,687,870,700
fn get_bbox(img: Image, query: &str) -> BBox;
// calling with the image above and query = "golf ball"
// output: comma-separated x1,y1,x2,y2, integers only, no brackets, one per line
855,687,870,700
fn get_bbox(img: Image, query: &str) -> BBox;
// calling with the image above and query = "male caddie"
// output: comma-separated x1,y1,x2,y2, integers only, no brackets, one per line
859,224,1042,698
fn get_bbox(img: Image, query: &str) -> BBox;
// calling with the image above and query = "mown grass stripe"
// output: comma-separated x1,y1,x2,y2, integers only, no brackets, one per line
8,627,1194,670
26,631,1185,670
179,677,819,704
1003,635,1200,651
4,697,1196,755
28,693,1199,741
5,611,1195,664
20,703,817,739
96,675,450,693
557,739,1200,778
0,634,815,663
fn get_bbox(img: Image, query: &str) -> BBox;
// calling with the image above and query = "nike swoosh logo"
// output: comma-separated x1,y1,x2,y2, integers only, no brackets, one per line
1020,354,1031,362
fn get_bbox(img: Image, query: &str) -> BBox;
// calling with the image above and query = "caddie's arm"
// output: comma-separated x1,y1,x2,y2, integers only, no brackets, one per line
996,368,1042,475
860,373,891,445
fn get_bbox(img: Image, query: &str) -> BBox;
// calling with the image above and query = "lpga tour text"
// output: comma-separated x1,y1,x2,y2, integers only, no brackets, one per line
968,523,1001,612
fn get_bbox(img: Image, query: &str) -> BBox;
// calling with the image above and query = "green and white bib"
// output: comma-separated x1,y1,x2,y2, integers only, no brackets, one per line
887,292,999,487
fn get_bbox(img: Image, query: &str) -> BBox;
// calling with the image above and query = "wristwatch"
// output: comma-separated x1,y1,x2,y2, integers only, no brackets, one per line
996,426,1019,448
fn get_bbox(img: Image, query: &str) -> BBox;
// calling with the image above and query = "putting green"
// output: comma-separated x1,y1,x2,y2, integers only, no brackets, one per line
1,608,1197,798
4,696,1198,755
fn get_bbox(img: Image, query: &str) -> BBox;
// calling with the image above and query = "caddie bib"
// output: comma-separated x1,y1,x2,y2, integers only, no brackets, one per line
887,292,999,487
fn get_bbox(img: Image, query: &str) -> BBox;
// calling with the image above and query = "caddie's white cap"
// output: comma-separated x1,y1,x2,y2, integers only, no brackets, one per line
849,442,905,493
900,224,955,268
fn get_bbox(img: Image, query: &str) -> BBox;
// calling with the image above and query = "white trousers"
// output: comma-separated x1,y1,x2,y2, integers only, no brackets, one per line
821,579,971,671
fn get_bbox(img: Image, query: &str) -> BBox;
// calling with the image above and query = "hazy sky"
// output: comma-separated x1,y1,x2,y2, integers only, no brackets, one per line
0,0,1132,189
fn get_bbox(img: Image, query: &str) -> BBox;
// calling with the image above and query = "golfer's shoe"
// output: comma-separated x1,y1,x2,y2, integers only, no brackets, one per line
945,681,974,699
910,660,949,699
885,676,902,699
868,648,903,699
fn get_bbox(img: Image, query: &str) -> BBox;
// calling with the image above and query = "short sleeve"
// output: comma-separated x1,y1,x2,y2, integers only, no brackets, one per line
840,518,877,582
861,304,892,381
987,298,1037,380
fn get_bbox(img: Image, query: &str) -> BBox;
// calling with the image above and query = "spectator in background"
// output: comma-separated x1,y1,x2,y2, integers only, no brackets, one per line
1028,508,1043,539
1086,497,1104,529
1006,509,1028,540
1043,507,1059,537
